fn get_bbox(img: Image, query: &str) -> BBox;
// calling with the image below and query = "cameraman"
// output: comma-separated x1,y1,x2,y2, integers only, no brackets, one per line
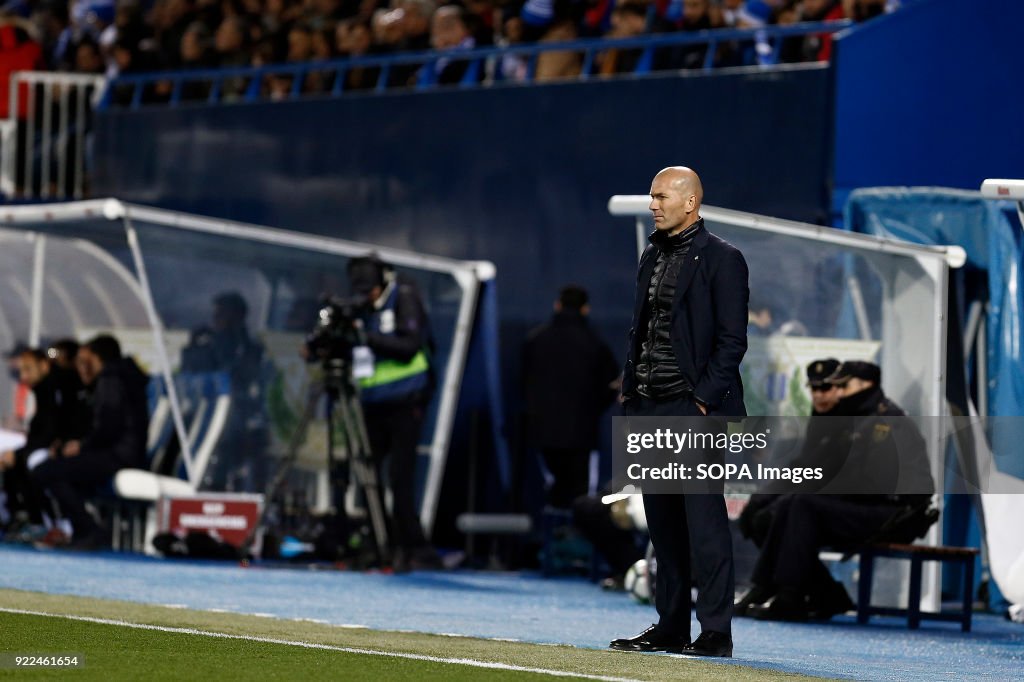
347,256,441,571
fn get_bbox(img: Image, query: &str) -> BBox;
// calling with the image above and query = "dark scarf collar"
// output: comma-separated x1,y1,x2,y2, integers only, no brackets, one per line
833,384,885,417
649,218,704,254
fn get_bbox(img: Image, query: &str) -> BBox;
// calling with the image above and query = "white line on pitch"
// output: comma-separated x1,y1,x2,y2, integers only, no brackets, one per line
0,607,641,682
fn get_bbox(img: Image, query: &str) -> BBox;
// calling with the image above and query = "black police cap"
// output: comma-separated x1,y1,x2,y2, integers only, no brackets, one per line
806,358,840,388
826,360,881,386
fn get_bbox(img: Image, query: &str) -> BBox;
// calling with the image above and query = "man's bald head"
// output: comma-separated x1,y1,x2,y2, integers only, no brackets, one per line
649,166,703,235
656,166,703,207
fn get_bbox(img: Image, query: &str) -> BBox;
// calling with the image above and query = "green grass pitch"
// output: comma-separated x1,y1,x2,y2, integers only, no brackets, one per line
0,589,816,681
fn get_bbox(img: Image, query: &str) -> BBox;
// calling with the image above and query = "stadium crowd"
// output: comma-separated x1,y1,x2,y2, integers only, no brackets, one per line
0,0,897,91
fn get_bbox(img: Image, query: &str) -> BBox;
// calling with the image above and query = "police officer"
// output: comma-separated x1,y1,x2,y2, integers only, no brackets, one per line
347,255,441,571
744,360,934,621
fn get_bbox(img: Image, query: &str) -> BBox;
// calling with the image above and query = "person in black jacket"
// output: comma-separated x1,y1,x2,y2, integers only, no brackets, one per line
0,348,89,535
32,335,149,550
743,361,935,622
610,166,749,658
181,291,269,491
346,256,439,570
523,285,619,508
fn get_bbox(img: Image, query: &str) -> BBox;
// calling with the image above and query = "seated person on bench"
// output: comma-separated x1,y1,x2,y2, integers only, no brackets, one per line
0,347,89,542
32,335,149,550
736,361,936,622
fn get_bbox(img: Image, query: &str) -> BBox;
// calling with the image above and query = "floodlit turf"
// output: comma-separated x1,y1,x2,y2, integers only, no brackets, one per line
0,611,566,681
0,590,814,681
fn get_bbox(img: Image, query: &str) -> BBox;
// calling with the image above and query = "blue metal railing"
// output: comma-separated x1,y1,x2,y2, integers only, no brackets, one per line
99,20,852,110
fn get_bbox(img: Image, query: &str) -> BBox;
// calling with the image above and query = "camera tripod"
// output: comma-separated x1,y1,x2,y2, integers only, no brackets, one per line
242,359,390,564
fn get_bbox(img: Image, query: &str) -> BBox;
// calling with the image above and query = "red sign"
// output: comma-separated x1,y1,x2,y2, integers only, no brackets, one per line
158,494,263,548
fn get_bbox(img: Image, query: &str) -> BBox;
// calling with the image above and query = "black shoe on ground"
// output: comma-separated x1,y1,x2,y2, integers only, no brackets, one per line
749,589,809,622
807,580,855,620
680,631,733,658
609,624,689,653
734,584,775,617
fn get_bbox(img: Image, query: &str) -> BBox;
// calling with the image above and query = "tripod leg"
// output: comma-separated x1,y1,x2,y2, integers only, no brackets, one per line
335,392,391,564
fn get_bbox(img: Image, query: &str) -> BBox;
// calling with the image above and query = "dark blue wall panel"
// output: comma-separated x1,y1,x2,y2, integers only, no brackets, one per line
832,0,1024,216
94,68,831,357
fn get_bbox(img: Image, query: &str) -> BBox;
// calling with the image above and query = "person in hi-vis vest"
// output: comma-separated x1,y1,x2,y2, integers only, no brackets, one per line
347,255,441,571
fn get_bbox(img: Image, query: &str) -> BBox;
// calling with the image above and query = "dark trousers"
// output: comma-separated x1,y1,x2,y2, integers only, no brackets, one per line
364,402,429,552
751,494,900,592
541,448,590,509
626,395,734,637
31,452,120,536
3,453,50,524
572,494,643,576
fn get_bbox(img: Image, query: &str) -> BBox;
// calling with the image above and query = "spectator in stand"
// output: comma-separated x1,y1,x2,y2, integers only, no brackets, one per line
109,36,166,104
534,17,581,81
371,6,403,52
32,335,150,550
311,26,334,58
799,0,846,62
178,21,214,100
335,17,380,89
180,21,214,68
50,0,113,69
720,1,774,67
420,4,480,86
775,0,806,64
287,23,314,62
461,0,494,47
675,0,716,67
0,16,41,192
716,0,745,26
395,0,433,51
844,0,891,22
104,3,150,60
496,8,527,81
308,26,336,91
73,36,105,72
658,0,716,70
30,1,69,70
214,16,250,67
214,15,251,98
150,0,196,69
594,1,648,77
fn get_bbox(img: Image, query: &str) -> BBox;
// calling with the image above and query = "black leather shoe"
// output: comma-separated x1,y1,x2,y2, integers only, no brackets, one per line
609,624,689,653
807,580,855,620
680,631,733,658
749,589,809,622
734,584,775,617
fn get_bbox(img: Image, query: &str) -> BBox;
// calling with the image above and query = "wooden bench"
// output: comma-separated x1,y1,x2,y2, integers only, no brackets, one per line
857,543,980,632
